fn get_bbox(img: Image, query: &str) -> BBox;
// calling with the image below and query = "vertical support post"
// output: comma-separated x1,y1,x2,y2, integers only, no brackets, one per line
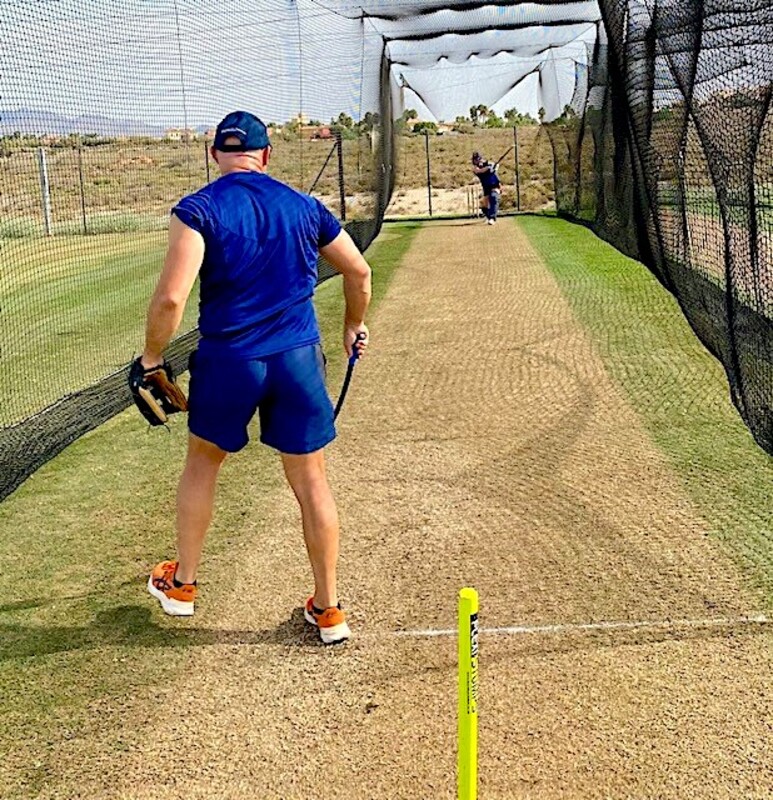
298,113,305,188
336,131,346,222
458,587,479,800
37,147,53,236
204,140,211,183
424,130,433,217
514,126,521,212
77,147,88,234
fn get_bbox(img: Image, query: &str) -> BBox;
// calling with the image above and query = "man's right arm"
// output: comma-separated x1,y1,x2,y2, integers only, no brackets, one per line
319,230,372,358
142,214,204,367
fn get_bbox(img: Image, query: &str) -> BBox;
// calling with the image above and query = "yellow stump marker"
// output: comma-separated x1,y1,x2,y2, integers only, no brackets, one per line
458,587,479,800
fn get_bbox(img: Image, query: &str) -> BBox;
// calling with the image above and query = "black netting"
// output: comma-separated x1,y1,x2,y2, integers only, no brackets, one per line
549,0,773,454
0,0,393,500
2,0,771,500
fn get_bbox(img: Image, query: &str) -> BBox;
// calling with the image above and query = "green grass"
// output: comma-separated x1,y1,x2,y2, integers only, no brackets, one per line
0,222,419,799
0,232,199,424
659,185,773,228
519,215,773,603
0,211,167,239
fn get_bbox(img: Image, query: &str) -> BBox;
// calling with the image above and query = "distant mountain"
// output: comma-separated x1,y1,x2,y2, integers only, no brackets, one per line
0,109,176,137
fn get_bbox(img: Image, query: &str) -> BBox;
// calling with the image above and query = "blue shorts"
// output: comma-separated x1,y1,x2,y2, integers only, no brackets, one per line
187,343,336,454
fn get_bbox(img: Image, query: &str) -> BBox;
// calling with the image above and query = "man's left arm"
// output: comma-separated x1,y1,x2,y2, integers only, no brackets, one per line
142,215,205,368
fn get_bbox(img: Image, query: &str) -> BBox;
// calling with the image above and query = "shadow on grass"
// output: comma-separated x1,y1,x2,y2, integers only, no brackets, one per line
0,580,138,614
0,605,333,660
3,602,770,664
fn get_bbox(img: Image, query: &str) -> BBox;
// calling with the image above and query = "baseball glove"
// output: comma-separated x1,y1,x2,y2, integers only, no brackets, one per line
128,358,188,426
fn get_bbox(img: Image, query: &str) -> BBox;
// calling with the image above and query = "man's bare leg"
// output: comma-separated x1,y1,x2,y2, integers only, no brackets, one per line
281,449,340,609
175,433,228,584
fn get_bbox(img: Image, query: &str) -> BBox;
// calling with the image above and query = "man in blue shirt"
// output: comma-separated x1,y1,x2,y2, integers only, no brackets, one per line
472,151,501,225
141,111,372,644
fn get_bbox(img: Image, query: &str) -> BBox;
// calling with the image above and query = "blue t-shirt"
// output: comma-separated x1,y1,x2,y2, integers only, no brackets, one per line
173,171,342,358
475,164,501,194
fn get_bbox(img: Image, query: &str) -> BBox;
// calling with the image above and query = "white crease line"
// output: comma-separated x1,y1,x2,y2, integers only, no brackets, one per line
391,614,770,639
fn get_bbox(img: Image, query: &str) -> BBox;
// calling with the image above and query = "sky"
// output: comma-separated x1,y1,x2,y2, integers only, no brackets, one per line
1,0,378,132
0,0,599,134
2,0,766,135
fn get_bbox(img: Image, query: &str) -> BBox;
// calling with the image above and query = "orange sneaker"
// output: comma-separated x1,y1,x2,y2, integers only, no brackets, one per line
147,561,196,616
304,597,351,644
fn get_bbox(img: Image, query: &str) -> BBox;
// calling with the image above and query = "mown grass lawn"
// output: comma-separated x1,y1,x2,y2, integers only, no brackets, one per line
0,231,183,424
519,215,773,603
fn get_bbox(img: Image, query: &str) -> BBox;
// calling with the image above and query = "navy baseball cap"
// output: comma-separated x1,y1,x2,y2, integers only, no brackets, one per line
213,111,270,151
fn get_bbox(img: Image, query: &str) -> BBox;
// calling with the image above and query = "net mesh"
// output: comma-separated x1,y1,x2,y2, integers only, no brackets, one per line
369,0,772,455
0,0,392,499
549,1,773,454
1,0,771,500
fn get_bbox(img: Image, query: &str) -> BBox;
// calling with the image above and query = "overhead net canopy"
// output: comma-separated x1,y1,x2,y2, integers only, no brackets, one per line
343,2,601,123
0,0,771,501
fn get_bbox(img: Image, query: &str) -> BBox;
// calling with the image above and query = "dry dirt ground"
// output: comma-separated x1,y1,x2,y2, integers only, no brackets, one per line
35,220,773,799
382,186,552,218
385,186,480,217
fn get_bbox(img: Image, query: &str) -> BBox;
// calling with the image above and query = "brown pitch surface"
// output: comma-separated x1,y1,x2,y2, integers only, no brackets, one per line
35,220,773,799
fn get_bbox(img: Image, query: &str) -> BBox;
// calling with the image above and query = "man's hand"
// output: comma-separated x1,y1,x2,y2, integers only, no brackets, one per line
344,323,369,359
128,358,188,426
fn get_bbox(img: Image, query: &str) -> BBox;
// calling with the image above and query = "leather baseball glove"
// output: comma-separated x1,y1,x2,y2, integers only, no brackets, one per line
128,358,188,426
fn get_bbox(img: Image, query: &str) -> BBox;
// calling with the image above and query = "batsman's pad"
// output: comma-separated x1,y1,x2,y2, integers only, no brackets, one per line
128,358,188,426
